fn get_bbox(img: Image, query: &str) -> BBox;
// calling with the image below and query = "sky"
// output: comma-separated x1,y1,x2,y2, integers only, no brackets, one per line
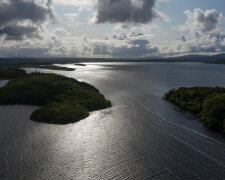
0,0,225,58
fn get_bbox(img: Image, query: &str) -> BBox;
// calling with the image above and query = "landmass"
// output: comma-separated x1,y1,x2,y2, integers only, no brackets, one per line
0,53,225,66
165,87,225,133
20,64,75,71
0,67,26,80
206,59,225,64
0,72,111,124
74,63,86,66
39,65,75,71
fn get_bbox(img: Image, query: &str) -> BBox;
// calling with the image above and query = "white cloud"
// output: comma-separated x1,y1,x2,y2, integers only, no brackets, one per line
1,1,225,58
158,0,168,5
180,8,224,34
54,0,94,7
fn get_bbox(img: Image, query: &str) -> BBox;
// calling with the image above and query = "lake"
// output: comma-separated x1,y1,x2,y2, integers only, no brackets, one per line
1,62,225,179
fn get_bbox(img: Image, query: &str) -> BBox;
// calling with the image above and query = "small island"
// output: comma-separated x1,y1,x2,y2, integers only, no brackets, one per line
0,72,111,124
17,64,76,71
74,63,86,66
39,65,76,71
165,87,225,133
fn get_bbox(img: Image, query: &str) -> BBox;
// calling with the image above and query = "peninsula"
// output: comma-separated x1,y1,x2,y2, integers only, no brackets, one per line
0,72,111,124
165,87,225,133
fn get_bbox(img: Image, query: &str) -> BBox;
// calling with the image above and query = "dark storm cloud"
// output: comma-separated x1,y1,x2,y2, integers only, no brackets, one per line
0,25,40,40
95,0,157,24
0,0,54,26
0,0,54,40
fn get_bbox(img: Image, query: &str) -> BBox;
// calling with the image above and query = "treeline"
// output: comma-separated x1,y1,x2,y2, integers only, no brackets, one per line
0,67,26,80
207,59,225,64
165,87,225,133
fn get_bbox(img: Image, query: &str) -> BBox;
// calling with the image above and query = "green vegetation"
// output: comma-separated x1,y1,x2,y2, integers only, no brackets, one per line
0,67,26,80
165,87,225,133
0,73,111,124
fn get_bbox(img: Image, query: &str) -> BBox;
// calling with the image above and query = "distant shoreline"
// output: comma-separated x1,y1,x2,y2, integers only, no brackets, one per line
1,53,225,66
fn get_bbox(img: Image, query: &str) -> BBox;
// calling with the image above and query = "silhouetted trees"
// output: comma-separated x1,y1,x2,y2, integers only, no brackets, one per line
0,67,26,80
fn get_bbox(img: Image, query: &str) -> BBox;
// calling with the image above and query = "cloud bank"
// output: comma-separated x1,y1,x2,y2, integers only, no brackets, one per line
162,9,225,57
0,1,224,59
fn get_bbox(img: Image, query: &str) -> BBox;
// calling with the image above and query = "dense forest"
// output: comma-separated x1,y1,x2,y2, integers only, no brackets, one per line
165,87,225,133
0,67,26,80
0,73,111,124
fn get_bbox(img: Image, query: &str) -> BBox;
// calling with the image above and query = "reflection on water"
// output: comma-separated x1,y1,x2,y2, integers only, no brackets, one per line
0,80,9,87
1,62,225,179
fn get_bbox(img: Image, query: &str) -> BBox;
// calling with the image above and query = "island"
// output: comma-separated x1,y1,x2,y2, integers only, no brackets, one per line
165,87,225,133
39,65,76,71
74,63,86,66
21,64,76,71
0,72,111,124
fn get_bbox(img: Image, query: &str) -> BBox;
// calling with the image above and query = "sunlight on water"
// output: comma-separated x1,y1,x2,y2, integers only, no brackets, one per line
0,80,9,87
2,63,225,179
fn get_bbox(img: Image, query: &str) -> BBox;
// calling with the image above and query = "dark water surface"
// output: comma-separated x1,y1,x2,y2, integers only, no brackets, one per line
1,62,225,179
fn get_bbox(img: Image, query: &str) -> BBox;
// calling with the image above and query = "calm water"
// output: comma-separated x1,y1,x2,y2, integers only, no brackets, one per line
1,62,225,179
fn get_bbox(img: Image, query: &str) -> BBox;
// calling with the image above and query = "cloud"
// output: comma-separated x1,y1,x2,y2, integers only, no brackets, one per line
160,31,225,57
54,0,93,7
180,9,224,34
91,31,159,58
180,35,186,42
0,25,41,40
41,27,159,58
1,3,225,58
0,0,54,40
0,47,49,57
110,39,158,57
158,0,168,4
91,41,158,58
92,0,158,24
112,33,127,40
166,8,225,56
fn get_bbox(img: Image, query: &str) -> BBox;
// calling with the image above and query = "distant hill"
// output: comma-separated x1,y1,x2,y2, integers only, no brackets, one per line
0,53,225,66
144,53,225,63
